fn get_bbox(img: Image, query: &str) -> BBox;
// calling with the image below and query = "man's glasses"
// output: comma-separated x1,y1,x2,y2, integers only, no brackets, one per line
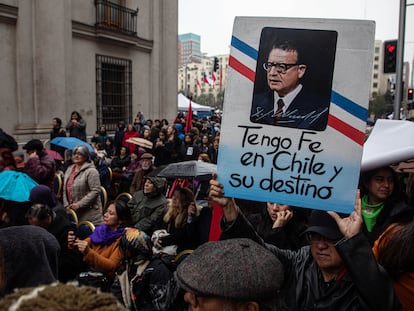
263,61,299,73
306,232,338,247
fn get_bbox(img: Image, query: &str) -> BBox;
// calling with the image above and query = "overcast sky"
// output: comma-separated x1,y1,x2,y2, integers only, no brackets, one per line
179,0,414,63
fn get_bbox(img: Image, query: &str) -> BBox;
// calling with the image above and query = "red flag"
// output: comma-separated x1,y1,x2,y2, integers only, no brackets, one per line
196,79,202,90
185,97,193,134
211,72,216,83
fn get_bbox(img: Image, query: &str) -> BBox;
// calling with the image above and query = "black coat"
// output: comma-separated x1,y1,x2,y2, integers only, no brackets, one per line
221,212,402,311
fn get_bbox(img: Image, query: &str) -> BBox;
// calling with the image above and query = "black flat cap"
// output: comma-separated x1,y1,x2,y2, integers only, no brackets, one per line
22,139,43,151
176,238,284,301
303,209,343,241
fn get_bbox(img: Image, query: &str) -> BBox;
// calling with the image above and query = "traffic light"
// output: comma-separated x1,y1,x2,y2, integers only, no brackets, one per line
213,57,219,72
383,40,397,74
409,88,413,101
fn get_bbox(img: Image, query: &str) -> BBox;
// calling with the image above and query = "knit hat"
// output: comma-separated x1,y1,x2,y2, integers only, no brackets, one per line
23,139,44,152
303,209,343,241
145,176,166,194
175,238,284,301
29,185,58,207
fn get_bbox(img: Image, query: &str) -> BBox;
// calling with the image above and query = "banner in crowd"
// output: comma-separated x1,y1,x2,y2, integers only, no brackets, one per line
217,17,375,213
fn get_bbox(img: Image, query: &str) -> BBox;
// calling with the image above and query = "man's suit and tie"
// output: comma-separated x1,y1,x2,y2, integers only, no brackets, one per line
250,88,329,131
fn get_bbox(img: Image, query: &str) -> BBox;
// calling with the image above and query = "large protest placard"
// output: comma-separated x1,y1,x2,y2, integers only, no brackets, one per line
217,17,375,213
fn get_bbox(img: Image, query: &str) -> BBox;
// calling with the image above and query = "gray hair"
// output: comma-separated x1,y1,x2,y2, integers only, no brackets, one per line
73,145,91,161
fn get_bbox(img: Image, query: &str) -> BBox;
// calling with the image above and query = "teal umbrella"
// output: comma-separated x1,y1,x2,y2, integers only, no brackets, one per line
0,171,38,202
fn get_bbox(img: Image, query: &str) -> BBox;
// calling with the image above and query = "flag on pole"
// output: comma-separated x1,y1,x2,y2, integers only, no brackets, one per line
185,97,193,134
211,72,217,88
202,73,210,85
196,79,202,90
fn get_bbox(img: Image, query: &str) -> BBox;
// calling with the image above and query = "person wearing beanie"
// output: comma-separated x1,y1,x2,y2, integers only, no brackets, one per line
176,238,284,310
29,184,65,214
209,176,402,311
0,225,60,297
127,176,167,236
23,139,56,189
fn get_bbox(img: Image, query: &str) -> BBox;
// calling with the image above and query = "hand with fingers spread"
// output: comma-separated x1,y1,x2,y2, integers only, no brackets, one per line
328,189,363,239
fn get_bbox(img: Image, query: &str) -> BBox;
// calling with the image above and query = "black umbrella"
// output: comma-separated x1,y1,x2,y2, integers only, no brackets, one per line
148,160,217,180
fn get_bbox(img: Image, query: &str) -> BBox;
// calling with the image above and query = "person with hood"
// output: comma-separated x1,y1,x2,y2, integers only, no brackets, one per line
0,225,60,298
174,123,185,141
127,176,168,236
63,145,103,225
23,139,56,189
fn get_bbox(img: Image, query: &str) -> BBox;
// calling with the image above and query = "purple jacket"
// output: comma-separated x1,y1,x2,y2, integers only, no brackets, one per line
25,150,56,189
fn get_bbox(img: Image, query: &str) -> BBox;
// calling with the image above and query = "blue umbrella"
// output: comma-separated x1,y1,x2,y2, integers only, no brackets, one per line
0,171,38,202
50,137,94,153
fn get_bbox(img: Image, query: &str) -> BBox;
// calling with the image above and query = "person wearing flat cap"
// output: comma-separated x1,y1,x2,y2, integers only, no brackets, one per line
209,175,402,311
176,238,284,311
23,139,56,189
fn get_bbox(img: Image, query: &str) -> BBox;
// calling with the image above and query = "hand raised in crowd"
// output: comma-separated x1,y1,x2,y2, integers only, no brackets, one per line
272,209,293,229
209,173,238,222
328,189,363,240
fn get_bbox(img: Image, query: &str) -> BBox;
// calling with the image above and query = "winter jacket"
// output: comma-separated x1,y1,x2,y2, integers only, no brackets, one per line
128,191,167,236
82,235,123,275
24,151,56,189
63,162,103,225
221,211,402,311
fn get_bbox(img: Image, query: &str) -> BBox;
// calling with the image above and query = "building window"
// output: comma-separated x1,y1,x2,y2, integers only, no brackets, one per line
374,64,379,70
373,82,378,88
96,55,132,132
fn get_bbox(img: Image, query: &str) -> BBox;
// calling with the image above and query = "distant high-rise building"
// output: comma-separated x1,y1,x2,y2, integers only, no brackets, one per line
179,33,202,66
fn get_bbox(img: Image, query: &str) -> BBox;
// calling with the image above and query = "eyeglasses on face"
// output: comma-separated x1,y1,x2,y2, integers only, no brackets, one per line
263,61,299,73
306,232,338,247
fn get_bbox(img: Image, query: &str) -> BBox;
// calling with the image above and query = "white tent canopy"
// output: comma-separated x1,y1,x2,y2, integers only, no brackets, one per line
178,93,213,112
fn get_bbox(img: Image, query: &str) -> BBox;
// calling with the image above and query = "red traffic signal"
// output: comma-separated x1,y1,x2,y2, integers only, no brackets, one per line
408,88,413,101
386,43,396,53
383,40,397,74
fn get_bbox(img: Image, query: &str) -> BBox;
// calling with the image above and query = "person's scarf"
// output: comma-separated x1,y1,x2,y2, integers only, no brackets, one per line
361,195,385,232
90,224,125,245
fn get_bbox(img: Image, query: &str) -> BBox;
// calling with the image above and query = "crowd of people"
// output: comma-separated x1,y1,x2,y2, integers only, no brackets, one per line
0,110,414,310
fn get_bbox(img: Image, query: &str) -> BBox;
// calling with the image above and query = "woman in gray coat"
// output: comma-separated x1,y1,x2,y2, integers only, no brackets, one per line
63,145,103,225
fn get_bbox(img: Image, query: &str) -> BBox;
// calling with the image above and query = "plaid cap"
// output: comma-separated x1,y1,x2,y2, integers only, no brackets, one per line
175,238,284,301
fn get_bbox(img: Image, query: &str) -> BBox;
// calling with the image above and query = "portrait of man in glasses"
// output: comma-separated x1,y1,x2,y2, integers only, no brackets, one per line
250,28,337,131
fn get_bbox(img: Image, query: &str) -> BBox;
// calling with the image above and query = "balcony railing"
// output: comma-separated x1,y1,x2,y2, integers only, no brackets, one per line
95,0,138,36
